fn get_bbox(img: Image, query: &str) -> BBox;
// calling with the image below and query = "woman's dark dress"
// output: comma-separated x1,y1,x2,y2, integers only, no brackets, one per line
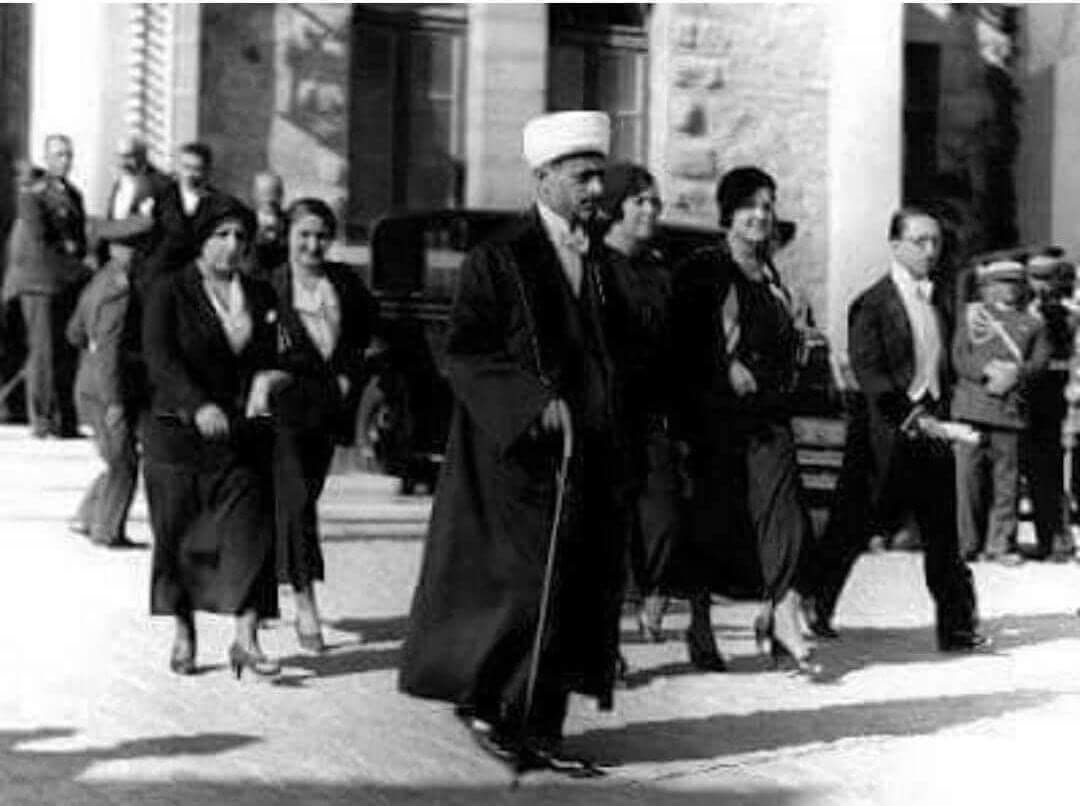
601,244,681,597
142,263,280,617
270,262,375,590
671,244,810,601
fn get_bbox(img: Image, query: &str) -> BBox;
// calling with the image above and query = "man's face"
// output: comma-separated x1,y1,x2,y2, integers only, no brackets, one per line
45,138,73,179
890,215,942,279
537,154,606,225
116,143,144,175
177,152,209,190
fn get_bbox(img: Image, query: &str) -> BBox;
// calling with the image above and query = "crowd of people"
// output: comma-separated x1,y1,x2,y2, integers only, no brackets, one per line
2,108,1079,780
0,133,376,678
400,110,1080,777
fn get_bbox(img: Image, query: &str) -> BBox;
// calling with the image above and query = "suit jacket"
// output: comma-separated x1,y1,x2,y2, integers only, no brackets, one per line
848,272,952,509
138,183,222,295
142,262,278,428
3,178,88,299
65,262,131,408
270,261,377,443
93,166,170,265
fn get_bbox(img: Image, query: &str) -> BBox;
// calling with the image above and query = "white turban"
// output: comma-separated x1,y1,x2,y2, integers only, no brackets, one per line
522,111,611,169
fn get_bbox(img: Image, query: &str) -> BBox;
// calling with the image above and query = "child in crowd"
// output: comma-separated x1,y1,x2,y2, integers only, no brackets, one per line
951,257,1049,565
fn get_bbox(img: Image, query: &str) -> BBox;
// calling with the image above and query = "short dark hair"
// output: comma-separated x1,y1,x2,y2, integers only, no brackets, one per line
178,141,213,168
716,166,776,228
888,204,939,241
599,162,656,224
285,197,338,240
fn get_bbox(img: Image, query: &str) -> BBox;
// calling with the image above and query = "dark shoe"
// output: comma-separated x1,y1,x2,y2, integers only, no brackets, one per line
938,632,991,652
227,643,281,679
800,596,839,639
526,739,606,778
770,641,826,679
456,711,527,771
295,625,326,654
614,652,630,682
96,535,145,550
685,628,726,672
986,552,1024,567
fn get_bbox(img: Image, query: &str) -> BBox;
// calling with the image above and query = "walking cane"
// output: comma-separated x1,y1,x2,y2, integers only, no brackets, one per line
511,417,574,787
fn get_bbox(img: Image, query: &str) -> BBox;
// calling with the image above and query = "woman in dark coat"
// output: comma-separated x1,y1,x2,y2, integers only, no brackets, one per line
142,195,286,679
269,198,376,652
598,163,679,642
672,166,820,675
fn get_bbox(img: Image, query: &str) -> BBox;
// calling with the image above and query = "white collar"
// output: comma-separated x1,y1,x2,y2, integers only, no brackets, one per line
890,259,933,296
537,201,574,243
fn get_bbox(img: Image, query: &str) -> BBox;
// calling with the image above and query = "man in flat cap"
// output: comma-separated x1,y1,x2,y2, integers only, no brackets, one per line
400,111,624,775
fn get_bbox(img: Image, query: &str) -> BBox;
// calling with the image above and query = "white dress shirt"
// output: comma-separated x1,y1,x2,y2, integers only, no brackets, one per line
111,174,137,220
292,272,341,361
537,202,587,297
889,260,942,401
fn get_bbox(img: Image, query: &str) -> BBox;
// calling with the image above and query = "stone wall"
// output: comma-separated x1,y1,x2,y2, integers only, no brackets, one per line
649,3,830,324
200,3,350,220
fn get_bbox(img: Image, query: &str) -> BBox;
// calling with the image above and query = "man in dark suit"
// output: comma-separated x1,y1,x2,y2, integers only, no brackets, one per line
801,205,986,651
137,141,221,295
3,134,89,437
400,111,625,776
90,134,169,272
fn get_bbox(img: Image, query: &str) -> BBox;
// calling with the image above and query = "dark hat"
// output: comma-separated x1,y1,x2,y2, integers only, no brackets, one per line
193,194,256,248
716,166,776,227
599,161,656,222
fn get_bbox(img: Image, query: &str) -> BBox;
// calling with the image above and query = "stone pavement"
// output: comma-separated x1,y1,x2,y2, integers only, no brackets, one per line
3,425,1080,805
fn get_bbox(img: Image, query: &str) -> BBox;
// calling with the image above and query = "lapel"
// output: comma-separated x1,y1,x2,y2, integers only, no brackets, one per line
180,263,237,360
881,274,914,357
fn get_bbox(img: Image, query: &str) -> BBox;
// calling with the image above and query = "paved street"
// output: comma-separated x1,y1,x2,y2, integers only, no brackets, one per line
3,425,1080,805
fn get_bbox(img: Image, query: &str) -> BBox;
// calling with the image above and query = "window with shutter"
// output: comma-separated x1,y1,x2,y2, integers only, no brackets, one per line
348,5,467,240
548,5,649,164
127,3,175,170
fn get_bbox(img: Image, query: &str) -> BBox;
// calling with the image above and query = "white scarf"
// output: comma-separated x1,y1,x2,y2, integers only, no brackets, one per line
203,273,252,354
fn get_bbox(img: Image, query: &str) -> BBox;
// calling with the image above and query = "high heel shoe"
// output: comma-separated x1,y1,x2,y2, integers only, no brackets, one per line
636,609,664,644
767,632,825,678
169,640,196,676
295,625,326,654
227,643,281,679
753,613,773,656
685,628,727,672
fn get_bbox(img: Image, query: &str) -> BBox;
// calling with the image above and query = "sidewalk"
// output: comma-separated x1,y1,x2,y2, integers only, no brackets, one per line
2,426,1080,805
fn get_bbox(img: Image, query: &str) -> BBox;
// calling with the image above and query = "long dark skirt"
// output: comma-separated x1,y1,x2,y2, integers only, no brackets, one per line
144,419,277,618
272,426,335,590
627,429,682,598
685,418,809,602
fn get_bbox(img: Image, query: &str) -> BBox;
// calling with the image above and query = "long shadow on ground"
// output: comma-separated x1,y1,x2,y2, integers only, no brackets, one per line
1,728,808,806
570,688,1059,764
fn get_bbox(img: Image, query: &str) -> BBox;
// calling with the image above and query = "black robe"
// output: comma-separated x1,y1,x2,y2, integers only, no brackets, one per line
399,208,627,727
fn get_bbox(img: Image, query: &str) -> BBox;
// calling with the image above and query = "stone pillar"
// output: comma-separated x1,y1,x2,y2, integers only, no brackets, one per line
825,2,903,375
171,3,201,151
464,3,547,208
1017,7,1080,256
29,3,131,214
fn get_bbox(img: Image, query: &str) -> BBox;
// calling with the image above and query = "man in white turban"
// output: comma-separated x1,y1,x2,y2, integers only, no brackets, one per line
400,111,624,777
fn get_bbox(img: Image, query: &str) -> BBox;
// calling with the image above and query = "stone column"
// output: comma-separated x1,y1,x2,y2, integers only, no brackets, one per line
171,3,201,151
29,3,130,214
825,2,903,376
464,3,547,208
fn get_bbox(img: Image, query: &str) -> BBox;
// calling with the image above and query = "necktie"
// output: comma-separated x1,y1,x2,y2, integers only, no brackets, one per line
559,226,589,256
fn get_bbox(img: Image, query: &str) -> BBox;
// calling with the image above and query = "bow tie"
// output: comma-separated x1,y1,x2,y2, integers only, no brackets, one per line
558,226,589,256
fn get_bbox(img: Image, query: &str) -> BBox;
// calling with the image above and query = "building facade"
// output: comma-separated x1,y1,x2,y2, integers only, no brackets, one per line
8,2,1073,365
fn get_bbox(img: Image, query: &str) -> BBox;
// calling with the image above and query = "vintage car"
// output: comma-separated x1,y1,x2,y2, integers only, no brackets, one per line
345,209,844,521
